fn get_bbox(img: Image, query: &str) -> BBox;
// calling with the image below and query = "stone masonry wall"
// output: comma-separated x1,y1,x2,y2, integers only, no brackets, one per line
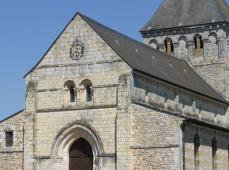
130,104,182,170
131,72,227,128
184,124,229,170
0,110,24,170
24,14,132,170
194,62,229,99
143,25,229,125
35,108,116,169
0,152,23,170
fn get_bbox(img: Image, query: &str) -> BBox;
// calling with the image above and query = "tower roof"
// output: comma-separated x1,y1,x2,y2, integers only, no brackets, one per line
141,0,229,32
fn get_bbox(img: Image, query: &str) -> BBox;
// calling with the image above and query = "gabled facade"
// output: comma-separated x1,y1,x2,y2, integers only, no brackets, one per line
1,1,229,170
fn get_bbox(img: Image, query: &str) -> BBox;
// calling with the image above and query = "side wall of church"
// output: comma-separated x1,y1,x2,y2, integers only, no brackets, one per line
129,72,229,170
0,111,24,170
143,25,229,122
184,124,229,170
129,104,182,170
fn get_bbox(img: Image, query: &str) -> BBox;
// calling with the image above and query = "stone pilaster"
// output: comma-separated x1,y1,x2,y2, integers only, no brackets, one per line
217,37,226,59
173,43,179,57
187,41,194,61
116,74,131,170
24,81,37,170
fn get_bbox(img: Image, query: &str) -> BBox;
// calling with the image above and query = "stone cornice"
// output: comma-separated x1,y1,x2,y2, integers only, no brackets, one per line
141,22,229,38
34,59,123,71
36,104,117,113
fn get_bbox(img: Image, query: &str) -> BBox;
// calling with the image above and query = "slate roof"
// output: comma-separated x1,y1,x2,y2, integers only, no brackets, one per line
141,0,229,32
79,13,228,104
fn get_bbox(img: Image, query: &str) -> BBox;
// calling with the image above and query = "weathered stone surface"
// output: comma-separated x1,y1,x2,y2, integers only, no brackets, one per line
0,110,24,170
1,3,229,169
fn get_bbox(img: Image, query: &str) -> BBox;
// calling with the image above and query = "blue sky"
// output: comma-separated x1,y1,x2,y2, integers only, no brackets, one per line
0,0,228,120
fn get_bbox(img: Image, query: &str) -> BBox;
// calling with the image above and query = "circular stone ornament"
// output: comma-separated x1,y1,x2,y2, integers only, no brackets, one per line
70,39,85,60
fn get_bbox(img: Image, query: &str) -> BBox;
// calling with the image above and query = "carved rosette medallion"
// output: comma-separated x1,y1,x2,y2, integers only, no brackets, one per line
70,39,84,60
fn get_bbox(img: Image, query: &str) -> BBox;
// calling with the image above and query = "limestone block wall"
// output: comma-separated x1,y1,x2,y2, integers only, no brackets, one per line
193,62,229,123
25,14,131,112
130,72,229,170
184,124,229,170
0,110,24,170
34,66,121,111
35,108,117,169
129,104,182,170
143,25,228,64
194,62,229,99
0,152,23,170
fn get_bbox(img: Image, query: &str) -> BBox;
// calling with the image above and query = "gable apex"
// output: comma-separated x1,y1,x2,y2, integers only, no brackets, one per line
24,12,84,78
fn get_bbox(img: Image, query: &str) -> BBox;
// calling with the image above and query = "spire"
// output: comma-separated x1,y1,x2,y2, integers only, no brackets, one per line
141,0,229,32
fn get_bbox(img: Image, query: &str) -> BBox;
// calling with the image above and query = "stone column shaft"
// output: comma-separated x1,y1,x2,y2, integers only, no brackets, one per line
203,39,209,59
187,41,193,61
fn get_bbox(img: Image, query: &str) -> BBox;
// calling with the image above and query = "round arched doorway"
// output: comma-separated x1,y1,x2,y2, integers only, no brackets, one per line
69,138,93,170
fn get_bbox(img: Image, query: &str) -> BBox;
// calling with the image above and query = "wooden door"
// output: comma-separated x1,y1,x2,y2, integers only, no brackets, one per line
69,138,93,170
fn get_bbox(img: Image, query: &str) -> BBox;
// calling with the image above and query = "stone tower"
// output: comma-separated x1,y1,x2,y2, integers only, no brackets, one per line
141,0,229,100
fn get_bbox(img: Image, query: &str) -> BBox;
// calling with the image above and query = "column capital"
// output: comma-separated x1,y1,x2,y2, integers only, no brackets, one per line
202,39,209,43
187,41,194,46
173,42,179,46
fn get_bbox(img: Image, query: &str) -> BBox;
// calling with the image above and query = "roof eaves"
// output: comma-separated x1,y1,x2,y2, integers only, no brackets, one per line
133,68,228,105
140,21,229,33
0,109,24,123
184,118,229,133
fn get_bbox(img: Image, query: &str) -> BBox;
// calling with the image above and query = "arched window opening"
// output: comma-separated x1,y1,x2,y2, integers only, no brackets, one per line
64,80,76,103
164,38,174,54
150,39,159,50
69,138,93,170
212,137,217,170
194,35,203,50
80,79,93,102
194,134,200,170
69,86,75,102
209,32,217,44
86,84,92,102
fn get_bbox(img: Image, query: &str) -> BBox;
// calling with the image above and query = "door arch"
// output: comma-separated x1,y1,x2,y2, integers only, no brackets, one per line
51,122,104,170
69,138,93,170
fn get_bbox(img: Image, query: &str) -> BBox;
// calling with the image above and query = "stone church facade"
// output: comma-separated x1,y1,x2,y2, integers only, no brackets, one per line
1,0,229,169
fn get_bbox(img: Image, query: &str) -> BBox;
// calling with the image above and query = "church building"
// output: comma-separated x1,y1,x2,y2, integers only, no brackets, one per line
1,0,229,169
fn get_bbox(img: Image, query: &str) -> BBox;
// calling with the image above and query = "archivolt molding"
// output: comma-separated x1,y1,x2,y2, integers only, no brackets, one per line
51,120,104,169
